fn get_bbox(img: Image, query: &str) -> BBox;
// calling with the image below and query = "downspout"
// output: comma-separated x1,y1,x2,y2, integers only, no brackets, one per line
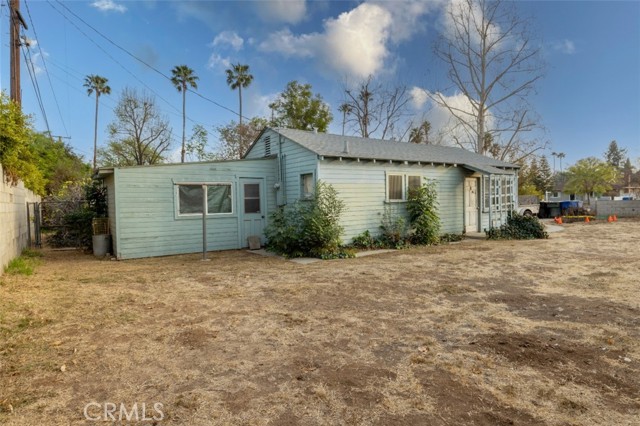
488,174,492,229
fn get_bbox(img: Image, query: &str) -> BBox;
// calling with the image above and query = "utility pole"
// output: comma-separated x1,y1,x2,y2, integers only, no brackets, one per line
10,0,28,106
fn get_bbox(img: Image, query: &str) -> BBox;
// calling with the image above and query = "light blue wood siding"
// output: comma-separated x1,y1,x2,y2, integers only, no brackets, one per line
317,160,468,242
245,129,318,204
111,158,277,259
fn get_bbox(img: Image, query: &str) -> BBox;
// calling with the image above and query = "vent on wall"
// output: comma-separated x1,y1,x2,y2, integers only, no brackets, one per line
264,136,271,157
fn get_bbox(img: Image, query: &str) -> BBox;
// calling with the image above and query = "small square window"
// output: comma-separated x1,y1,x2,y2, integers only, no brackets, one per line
300,173,314,199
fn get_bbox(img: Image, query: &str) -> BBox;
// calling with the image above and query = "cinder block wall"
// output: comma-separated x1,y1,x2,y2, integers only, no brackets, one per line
0,164,41,275
595,200,640,218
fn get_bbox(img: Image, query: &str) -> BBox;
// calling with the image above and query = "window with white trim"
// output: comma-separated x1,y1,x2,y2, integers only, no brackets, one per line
482,175,516,212
177,184,233,215
387,174,423,201
387,174,404,201
300,173,314,199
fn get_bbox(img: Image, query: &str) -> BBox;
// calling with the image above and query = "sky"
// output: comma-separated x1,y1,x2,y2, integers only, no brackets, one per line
1,0,639,169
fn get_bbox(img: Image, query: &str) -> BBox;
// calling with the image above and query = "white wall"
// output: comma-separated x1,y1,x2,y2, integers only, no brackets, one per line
0,164,41,275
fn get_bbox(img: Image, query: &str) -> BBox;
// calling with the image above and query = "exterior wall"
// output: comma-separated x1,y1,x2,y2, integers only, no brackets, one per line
0,164,40,275
595,200,640,218
245,129,318,205
317,159,467,242
109,158,277,259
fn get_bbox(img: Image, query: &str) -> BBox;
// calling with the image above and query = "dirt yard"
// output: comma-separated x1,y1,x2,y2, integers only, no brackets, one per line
1,220,639,425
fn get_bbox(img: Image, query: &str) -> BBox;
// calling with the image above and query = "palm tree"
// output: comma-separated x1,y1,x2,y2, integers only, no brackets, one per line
225,63,253,126
170,65,199,163
84,75,111,169
338,103,352,136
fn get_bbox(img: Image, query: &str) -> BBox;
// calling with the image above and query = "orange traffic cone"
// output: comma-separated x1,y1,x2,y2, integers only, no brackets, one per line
607,215,613,223
585,216,590,223
554,217,559,224
557,216,563,224
613,214,618,221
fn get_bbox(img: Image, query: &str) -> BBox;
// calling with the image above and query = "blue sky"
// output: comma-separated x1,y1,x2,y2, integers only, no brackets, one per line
1,0,639,169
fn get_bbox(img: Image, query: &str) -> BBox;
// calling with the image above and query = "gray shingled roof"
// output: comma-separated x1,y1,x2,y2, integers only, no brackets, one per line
271,128,518,173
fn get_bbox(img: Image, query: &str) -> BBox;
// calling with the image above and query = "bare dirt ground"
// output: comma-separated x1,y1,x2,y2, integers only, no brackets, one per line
1,220,639,425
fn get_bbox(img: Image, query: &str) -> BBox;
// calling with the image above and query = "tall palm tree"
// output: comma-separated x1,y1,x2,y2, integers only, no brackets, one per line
171,65,199,163
225,63,253,126
338,103,352,136
84,75,111,169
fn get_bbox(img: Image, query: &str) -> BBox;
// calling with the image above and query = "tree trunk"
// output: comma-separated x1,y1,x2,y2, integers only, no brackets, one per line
238,86,243,127
93,93,99,170
181,85,186,163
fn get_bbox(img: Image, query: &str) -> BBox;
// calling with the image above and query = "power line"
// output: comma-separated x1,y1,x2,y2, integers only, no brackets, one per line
52,0,244,120
21,42,52,137
45,0,186,121
24,0,69,136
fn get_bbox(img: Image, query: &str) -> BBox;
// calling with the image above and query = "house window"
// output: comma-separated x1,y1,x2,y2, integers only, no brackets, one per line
483,176,490,211
408,175,422,193
387,175,404,201
300,173,314,199
178,184,232,215
243,183,261,213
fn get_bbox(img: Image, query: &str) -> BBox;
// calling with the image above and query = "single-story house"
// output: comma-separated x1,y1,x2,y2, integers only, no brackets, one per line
98,127,519,260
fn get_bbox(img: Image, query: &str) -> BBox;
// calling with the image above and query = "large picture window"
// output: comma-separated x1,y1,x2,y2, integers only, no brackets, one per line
178,184,232,215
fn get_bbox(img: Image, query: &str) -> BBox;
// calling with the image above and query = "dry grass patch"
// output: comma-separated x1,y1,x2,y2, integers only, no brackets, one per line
1,220,639,425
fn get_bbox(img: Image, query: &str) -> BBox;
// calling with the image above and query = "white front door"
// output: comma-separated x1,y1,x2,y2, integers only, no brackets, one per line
465,178,479,233
240,178,265,247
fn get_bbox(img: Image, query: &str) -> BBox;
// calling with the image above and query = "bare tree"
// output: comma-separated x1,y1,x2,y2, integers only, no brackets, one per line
100,88,172,166
342,76,411,140
432,0,545,162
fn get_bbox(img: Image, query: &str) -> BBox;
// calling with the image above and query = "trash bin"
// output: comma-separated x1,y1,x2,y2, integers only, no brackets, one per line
92,234,111,256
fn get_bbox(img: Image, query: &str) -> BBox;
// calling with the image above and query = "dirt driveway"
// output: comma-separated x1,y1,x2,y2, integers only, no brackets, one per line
1,220,639,425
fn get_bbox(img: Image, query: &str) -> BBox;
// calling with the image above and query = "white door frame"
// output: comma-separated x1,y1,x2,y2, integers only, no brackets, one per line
465,177,479,233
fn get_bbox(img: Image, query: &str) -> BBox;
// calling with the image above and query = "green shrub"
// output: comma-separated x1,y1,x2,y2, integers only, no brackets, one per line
379,207,409,249
265,181,346,258
486,213,548,240
351,230,380,249
407,179,441,245
440,233,465,243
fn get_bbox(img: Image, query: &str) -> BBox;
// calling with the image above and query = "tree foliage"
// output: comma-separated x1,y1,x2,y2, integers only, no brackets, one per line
535,156,553,194
343,76,410,140
270,81,332,132
215,117,268,160
31,133,91,195
100,88,172,166
226,63,253,127
0,92,45,194
604,140,627,169
432,0,545,162
409,120,432,144
564,157,620,203
184,124,217,162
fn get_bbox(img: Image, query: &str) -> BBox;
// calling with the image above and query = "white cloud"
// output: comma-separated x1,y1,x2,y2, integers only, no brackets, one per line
257,0,307,24
411,87,495,147
443,0,503,49
410,86,429,109
207,53,232,72
212,31,244,51
259,2,437,79
553,39,576,55
260,3,390,78
260,28,317,58
91,0,127,13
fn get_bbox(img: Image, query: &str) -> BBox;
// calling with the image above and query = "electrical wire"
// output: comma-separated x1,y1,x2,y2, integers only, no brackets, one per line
52,0,244,120
21,43,52,137
24,0,69,136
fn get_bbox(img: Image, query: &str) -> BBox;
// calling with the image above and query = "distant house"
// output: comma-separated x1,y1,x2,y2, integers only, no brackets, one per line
98,128,519,260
